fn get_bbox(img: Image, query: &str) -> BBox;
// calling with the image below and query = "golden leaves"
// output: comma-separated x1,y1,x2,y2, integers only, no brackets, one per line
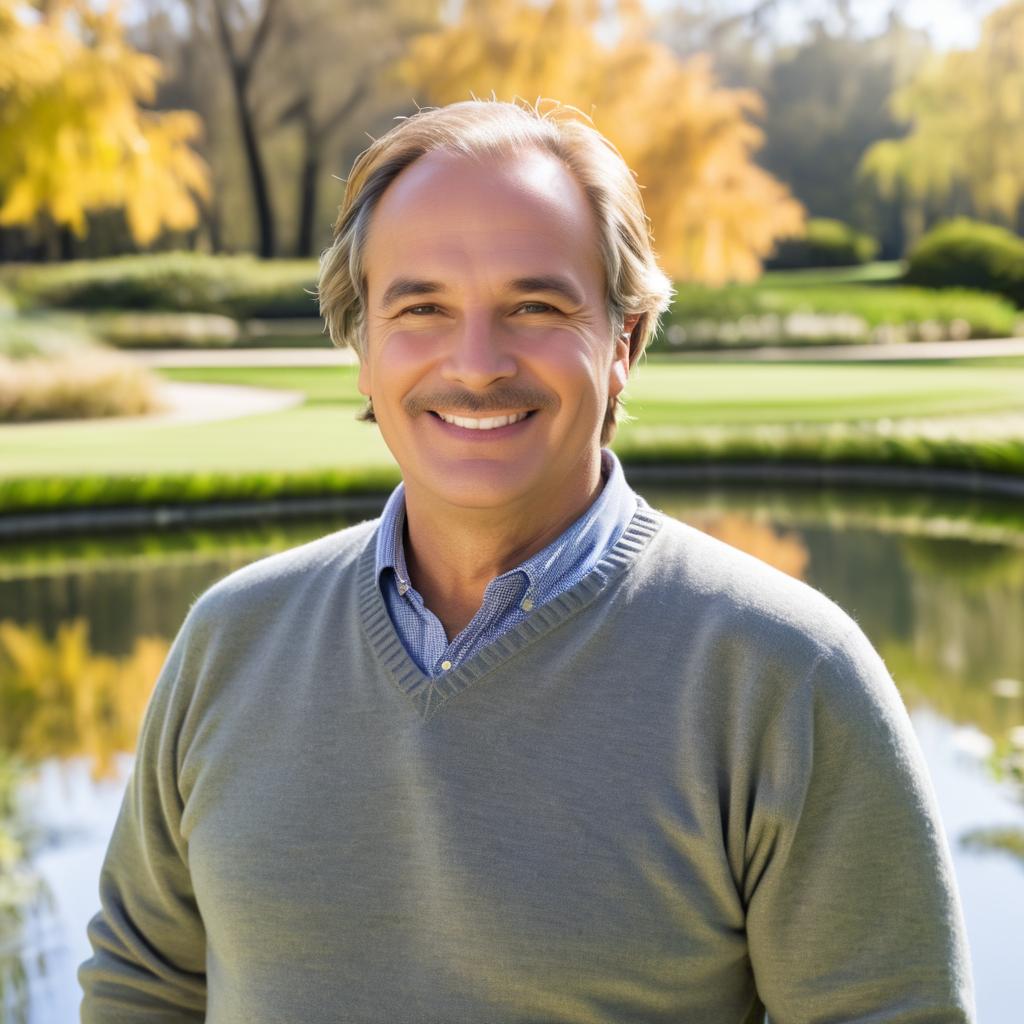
398,0,804,283
0,0,210,244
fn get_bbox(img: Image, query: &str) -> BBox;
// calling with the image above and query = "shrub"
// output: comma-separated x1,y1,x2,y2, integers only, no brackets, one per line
0,352,164,422
89,312,241,348
0,312,99,359
8,253,320,319
905,219,1024,306
651,282,1020,351
767,218,879,269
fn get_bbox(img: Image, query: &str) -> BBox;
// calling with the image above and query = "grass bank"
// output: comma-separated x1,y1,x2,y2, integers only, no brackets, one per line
3,358,1024,516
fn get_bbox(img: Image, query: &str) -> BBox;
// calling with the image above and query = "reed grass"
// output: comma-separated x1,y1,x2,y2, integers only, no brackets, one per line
0,353,163,423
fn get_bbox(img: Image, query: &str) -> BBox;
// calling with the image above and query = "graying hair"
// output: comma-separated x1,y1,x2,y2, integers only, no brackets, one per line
318,98,674,443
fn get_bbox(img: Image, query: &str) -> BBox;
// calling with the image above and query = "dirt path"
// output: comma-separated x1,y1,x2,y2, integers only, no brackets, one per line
668,337,1024,361
0,381,304,433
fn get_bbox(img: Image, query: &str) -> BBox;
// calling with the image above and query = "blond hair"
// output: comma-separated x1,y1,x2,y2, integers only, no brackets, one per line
318,98,673,443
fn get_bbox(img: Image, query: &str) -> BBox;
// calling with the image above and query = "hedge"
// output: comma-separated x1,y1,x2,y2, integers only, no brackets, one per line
904,219,1024,307
654,282,1021,350
767,218,879,270
6,253,321,320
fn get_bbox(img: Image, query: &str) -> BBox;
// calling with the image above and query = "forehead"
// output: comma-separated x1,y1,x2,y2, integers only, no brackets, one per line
363,148,604,296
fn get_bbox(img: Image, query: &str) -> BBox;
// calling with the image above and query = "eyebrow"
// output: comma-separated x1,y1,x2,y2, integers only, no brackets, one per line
378,274,584,310
380,278,446,310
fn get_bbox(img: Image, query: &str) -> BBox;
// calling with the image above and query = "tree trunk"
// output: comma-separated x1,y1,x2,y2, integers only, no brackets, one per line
211,0,277,258
233,86,276,258
296,105,320,257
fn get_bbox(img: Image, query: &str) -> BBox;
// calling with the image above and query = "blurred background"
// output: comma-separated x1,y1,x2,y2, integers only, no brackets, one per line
2,1,1024,1021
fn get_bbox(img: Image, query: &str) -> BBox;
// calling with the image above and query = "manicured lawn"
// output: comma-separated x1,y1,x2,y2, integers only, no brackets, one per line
624,361,1024,425
3,357,1024,513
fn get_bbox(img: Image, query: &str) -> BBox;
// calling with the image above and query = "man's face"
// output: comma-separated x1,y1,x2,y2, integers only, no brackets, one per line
359,147,630,517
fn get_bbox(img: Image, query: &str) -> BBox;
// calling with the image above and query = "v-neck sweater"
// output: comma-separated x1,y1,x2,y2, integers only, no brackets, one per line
80,506,975,1024
375,448,638,677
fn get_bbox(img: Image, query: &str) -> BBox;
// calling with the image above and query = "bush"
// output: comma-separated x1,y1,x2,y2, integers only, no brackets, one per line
0,312,99,359
652,282,1021,351
8,253,320,319
0,352,164,422
905,219,1024,306
89,312,241,348
767,218,879,269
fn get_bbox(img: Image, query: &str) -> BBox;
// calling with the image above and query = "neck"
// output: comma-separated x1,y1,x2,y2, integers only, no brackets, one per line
402,459,606,639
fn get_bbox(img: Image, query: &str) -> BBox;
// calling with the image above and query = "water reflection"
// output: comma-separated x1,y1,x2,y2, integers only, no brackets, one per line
1,488,1022,1022
1,752,53,1024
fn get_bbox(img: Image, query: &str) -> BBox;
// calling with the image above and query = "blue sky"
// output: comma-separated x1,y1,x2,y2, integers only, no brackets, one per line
649,0,1007,50
806,0,1003,48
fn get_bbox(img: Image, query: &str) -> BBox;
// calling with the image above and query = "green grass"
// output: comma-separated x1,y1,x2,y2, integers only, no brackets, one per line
3,358,1024,515
760,262,903,286
162,366,363,405
624,361,1024,424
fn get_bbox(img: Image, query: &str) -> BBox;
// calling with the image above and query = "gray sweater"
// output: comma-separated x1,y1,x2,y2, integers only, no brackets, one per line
80,507,975,1023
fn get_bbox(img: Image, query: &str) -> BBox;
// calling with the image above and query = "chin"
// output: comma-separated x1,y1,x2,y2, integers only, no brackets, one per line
407,458,547,510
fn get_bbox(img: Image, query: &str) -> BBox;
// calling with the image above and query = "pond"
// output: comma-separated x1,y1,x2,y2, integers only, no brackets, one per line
2,481,1023,1023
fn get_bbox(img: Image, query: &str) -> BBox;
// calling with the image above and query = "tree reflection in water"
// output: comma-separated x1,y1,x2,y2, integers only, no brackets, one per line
0,621,168,1021
0,494,1023,1016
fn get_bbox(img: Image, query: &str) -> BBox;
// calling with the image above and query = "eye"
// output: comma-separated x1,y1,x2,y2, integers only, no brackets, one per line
400,304,442,316
516,302,558,314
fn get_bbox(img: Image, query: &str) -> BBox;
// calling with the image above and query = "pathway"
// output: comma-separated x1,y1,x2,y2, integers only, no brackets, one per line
668,337,1024,361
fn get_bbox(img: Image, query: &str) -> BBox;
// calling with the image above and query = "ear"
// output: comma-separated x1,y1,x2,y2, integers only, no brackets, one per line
608,330,631,400
609,314,641,398
621,314,642,360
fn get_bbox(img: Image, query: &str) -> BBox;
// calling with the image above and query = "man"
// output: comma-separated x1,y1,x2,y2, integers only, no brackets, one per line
80,99,975,1022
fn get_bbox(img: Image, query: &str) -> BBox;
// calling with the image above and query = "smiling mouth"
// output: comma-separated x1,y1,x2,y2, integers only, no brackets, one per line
431,410,533,430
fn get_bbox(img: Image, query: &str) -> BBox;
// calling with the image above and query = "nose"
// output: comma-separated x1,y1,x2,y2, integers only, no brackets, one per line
440,313,516,389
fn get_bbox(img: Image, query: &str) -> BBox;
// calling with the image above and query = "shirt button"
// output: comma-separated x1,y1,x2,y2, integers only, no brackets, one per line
440,660,452,671
520,597,534,612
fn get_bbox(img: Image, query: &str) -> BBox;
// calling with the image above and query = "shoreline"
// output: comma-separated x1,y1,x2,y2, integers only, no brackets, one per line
4,460,1024,540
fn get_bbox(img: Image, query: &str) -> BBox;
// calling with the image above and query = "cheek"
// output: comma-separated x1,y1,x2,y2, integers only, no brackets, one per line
523,337,612,400
363,334,441,403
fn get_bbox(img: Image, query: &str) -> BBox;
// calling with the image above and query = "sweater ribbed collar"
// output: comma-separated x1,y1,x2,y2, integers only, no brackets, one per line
358,502,663,720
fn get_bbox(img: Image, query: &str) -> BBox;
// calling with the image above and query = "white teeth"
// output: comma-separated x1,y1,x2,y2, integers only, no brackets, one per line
436,411,529,430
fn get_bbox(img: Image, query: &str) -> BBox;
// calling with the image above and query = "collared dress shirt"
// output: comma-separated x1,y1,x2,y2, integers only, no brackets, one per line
375,448,639,678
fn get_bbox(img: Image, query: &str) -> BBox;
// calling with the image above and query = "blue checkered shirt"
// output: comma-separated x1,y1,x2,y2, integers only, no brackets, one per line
375,449,638,678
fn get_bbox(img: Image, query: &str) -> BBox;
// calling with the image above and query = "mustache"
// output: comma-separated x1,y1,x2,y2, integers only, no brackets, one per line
404,385,555,417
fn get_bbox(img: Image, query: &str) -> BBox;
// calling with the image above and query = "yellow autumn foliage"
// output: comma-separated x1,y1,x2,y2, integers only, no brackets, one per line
0,0,209,244
0,618,167,779
861,1,1024,226
397,0,804,283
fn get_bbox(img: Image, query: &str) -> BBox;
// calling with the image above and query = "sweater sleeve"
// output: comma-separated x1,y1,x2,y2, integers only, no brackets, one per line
78,607,208,1022
743,621,976,1023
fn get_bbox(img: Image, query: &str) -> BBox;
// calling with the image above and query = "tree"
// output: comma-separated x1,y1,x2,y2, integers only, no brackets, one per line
163,0,439,257
265,0,439,256
0,0,209,249
399,0,803,283
860,0,1024,240
184,0,281,258
757,15,931,257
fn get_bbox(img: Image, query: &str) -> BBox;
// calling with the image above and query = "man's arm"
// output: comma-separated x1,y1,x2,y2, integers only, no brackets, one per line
745,621,975,1023
79,614,207,1022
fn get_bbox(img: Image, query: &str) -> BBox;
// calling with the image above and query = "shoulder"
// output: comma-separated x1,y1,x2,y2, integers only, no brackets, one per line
620,508,891,720
187,517,379,632
626,508,910,779
634,509,860,656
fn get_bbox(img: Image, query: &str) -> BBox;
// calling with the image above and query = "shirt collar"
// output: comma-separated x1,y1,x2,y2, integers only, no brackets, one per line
375,449,634,598
375,481,413,593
